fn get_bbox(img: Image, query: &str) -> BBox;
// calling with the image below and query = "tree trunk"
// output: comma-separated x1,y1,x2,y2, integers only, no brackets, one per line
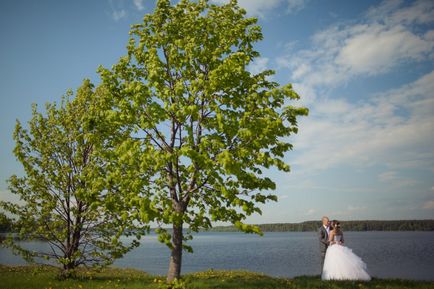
61,259,76,279
167,223,183,282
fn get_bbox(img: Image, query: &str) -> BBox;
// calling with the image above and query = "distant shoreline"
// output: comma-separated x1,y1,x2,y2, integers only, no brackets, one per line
2,219,433,234
202,219,434,232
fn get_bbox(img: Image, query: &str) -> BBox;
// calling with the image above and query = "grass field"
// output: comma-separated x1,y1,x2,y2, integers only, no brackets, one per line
0,265,433,289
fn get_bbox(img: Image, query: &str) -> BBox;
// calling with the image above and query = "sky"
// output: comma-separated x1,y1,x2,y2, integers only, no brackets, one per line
0,0,433,223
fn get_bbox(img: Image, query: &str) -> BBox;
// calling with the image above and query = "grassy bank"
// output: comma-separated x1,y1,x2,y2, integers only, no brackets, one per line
0,265,433,289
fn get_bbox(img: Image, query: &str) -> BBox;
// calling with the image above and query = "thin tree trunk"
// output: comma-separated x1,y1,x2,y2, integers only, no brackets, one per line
167,223,183,282
61,259,75,278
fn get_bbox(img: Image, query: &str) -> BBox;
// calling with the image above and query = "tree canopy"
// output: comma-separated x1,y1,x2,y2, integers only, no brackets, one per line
0,80,145,276
93,0,307,281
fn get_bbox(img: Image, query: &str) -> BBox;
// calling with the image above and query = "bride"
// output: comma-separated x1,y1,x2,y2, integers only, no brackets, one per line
322,220,371,281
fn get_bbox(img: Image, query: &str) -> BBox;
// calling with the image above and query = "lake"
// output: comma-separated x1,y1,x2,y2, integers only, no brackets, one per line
1,231,434,280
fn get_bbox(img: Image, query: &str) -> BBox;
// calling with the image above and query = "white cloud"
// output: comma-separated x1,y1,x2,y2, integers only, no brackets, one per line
248,57,270,75
378,171,418,187
112,9,127,21
378,171,399,182
108,0,127,21
211,0,281,17
280,0,434,89
276,0,434,175
286,0,308,14
335,24,433,75
305,208,316,216
0,190,22,205
290,70,434,172
292,63,311,79
133,0,145,11
365,0,402,21
291,82,317,105
211,0,308,17
422,200,434,209
367,0,434,26
331,205,367,218
347,205,366,212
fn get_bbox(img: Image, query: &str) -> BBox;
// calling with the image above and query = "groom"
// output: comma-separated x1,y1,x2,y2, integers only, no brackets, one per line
318,216,330,271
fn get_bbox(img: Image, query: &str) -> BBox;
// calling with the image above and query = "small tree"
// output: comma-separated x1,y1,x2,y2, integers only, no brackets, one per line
96,0,308,281
0,80,145,276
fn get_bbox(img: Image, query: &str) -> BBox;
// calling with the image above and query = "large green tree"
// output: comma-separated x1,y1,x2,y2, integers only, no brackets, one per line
95,0,307,282
0,80,145,276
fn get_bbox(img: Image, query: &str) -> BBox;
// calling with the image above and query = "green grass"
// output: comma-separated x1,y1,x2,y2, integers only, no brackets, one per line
0,265,433,289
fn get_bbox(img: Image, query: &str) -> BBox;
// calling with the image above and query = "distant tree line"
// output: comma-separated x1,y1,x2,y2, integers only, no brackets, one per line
206,220,434,232
3,218,433,234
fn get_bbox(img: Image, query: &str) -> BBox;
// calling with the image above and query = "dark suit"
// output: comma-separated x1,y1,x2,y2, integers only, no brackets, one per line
318,226,329,271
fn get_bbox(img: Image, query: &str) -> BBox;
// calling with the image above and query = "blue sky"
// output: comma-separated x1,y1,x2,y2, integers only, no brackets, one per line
0,0,433,223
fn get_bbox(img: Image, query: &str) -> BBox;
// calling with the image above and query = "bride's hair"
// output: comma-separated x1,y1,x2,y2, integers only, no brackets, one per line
331,220,342,233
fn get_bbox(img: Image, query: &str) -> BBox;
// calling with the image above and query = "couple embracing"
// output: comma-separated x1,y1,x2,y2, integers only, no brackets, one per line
319,216,371,281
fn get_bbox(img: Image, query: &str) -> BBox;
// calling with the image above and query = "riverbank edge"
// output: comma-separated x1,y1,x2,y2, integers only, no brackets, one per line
1,264,433,289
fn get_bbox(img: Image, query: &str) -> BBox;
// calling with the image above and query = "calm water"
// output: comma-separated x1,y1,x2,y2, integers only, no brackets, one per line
1,232,434,280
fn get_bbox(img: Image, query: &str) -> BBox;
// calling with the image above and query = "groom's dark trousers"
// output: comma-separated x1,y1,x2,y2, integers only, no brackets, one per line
318,226,329,272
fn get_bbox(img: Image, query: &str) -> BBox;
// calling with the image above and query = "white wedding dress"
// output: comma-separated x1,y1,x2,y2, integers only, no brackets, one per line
322,235,371,281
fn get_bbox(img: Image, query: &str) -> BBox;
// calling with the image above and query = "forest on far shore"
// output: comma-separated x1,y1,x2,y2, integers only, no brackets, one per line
2,218,433,233
206,220,434,232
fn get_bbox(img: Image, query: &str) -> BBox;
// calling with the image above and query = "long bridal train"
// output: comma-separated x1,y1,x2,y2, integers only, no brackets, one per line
322,240,371,281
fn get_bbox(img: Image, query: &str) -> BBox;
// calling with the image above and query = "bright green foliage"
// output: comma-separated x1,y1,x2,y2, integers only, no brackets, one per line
94,0,308,280
0,80,145,274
